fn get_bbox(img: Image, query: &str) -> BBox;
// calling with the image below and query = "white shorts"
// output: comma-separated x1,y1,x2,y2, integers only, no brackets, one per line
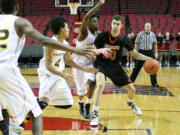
0,63,42,125
72,67,95,96
38,68,73,106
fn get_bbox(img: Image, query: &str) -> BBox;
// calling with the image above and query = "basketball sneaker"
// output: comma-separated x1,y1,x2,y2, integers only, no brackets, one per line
78,102,84,117
132,104,142,116
127,102,142,116
90,110,98,126
9,118,24,133
84,103,91,119
8,130,19,135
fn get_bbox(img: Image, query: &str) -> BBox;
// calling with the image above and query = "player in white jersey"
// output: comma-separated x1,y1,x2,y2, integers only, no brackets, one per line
38,16,97,110
72,0,105,119
0,0,98,135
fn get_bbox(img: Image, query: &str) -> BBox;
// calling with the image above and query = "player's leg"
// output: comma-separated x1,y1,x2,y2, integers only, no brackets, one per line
27,112,43,135
123,83,142,115
0,102,9,135
72,68,86,117
90,72,105,126
83,79,96,119
0,65,42,135
130,60,145,82
49,79,73,109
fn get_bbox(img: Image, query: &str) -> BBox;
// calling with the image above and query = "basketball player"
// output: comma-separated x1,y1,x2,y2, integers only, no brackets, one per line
0,0,97,135
38,16,97,110
90,15,154,126
72,0,105,119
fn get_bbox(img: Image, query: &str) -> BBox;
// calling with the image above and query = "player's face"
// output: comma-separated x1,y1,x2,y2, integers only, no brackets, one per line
144,23,151,33
111,20,123,33
63,23,70,39
89,17,98,32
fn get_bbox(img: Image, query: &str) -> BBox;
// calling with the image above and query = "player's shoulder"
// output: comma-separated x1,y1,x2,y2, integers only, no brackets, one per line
98,31,109,37
120,34,128,40
15,17,31,27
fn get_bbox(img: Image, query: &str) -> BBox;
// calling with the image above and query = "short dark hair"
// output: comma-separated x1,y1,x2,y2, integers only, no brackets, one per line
0,0,18,14
49,16,67,35
89,15,97,22
111,15,123,24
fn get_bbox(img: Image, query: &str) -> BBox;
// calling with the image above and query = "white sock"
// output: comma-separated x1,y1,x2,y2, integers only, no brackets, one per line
128,99,134,103
78,100,83,103
86,98,91,104
93,106,99,111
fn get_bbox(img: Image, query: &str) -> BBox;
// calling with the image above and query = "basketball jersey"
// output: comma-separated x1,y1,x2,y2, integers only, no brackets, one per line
39,36,67,75
0,15,25,66
73,28,96,66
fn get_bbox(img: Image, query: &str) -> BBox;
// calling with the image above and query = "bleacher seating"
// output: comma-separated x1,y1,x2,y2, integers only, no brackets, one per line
17,0,180,46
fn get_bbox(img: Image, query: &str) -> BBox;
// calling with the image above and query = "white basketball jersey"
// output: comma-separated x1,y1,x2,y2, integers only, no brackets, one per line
39,36,67,75
0,15,25,65
73,28,96,65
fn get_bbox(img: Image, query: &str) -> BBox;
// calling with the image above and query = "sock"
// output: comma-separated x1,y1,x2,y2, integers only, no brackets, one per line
86,98,91,104
24,116,31,124
127,99,134,106
93,106,99,111
78,100,83,103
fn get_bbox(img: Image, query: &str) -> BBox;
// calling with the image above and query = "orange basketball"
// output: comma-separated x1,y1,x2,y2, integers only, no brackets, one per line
144,59,160,74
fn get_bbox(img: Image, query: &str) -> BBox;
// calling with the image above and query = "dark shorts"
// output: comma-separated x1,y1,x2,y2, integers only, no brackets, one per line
94,62,132,87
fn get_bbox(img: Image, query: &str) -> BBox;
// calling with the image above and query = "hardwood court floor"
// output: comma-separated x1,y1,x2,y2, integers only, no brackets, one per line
20,67,180,135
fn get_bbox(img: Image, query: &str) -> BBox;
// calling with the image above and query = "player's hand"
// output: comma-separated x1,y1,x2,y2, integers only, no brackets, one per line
155,52,158,59
74,46,95,61
99,48,112,57
99,0,105,6
63,73,74,82
84,68,98,73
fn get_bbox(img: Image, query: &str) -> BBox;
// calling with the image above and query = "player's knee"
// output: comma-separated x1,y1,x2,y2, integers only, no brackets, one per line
54,105,72,109
97,82,105,91
129,86,136,93
37,99,48,110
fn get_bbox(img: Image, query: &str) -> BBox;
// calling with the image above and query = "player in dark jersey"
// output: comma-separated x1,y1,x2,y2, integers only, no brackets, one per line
90,15,154,126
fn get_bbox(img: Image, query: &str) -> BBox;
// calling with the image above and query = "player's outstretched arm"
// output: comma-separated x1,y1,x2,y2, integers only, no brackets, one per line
130,49,152,61
64,52,97,73
45,48,74,82
78,0,105,40
14,17,93,57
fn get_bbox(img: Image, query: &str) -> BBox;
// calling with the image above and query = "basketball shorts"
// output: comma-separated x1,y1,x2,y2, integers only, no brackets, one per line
94,62,131,87
72,67,95,96
38,68,73,106
0,63,42,125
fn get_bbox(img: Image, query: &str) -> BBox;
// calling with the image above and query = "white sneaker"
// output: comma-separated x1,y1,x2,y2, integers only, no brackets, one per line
9,130,20,135
126,62,129,67
9,118,24,133
90,111,99,126
132,104,142,116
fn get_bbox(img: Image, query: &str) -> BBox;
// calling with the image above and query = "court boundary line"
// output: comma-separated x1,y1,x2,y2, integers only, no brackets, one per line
24,128,152,135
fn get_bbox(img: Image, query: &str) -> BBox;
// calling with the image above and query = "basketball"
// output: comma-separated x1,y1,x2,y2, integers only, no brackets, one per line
144,59,160,74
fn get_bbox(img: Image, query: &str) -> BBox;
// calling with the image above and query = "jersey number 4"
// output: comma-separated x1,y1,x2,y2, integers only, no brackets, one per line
0,29,9,49
103,51,116,60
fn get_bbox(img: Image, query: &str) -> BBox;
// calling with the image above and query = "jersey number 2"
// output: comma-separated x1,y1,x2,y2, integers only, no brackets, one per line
0,29,9,49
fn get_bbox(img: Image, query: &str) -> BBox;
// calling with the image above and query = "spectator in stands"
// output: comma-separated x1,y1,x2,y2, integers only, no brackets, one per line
175,32,180,66
164,32,174,66
126,32,135,69
126,33,131,71
157,32,164,66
